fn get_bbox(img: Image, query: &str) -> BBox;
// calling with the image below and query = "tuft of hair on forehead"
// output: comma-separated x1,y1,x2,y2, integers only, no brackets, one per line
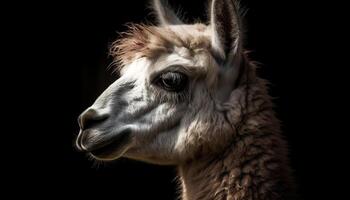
109,23,211,72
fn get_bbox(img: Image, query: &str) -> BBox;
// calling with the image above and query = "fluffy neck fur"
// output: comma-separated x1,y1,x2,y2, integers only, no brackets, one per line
178,62,295,200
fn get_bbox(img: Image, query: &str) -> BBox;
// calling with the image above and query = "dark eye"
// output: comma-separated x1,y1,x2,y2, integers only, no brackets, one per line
155,72,188,92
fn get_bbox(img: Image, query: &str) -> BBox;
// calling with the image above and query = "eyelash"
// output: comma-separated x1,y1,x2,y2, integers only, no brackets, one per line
153,71,188,93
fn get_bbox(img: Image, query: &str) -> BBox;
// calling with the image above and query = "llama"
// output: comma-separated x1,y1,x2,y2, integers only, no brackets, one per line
76,0,295,199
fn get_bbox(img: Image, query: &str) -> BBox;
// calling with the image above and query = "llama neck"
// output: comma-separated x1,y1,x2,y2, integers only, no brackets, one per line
178,78,295,200
178,113,294,200
178,137,293,200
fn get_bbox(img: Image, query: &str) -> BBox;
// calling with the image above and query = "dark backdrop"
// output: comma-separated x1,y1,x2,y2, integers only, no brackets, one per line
7,0,342,199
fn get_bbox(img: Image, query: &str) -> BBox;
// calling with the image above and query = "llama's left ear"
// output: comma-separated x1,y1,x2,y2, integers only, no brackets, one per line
152,0,183,26
210,0,243,61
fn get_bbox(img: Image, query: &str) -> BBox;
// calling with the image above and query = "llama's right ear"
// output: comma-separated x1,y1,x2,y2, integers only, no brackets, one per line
210,0,243,62
152,0,183,26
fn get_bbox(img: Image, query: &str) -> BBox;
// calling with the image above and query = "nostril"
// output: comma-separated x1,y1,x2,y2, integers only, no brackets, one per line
84,116,107,130
78,108,109,130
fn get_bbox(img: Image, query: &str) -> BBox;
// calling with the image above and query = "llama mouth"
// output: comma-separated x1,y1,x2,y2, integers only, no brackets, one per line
89,130,132,160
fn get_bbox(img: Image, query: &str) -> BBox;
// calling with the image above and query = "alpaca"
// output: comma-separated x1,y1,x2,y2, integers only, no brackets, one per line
76,0,295,199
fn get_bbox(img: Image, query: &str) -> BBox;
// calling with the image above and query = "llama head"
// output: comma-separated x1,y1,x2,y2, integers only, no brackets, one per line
76,0,247,164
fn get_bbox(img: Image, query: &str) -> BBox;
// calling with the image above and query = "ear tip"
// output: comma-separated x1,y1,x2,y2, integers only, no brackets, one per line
152,0,171,11
211,0,241,13
152,0,183,26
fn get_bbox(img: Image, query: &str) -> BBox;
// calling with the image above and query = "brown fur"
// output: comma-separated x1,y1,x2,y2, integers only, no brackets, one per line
110,23,211,69
178,58,295,199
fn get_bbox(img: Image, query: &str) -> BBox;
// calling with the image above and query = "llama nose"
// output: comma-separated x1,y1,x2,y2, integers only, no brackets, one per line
78,108,109,130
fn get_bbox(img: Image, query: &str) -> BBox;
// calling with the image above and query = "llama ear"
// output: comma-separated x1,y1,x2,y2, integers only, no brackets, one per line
210,0,243,61
152,0,183,26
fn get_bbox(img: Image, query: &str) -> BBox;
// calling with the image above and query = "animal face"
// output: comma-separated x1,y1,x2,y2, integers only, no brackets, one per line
76,0,244,164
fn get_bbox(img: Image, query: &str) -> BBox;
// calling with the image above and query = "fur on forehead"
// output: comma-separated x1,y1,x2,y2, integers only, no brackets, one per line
110,23,212,71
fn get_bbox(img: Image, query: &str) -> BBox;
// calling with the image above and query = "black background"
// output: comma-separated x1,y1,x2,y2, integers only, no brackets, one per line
6,0,343,199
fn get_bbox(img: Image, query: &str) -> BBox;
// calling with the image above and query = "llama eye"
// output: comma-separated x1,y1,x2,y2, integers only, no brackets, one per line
156,72,188,92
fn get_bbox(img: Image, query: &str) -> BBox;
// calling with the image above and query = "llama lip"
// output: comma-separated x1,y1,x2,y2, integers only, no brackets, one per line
89,130,132,159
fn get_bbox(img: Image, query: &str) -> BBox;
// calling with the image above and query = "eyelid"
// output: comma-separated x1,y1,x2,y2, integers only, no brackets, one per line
150,65,191,83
